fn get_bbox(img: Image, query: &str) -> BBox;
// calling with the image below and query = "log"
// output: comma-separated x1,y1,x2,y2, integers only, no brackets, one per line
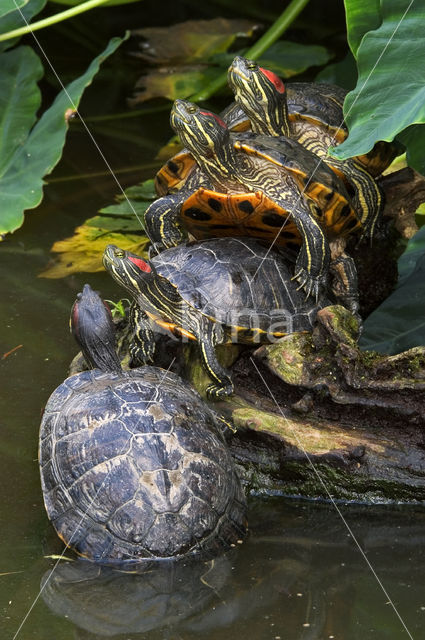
212,306,425,504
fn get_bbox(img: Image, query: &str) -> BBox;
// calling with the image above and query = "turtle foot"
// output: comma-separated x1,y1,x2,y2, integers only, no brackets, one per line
129,344,154,367
148,242,167,258
357,224,375,247
292,268,327,302
206,382,234,400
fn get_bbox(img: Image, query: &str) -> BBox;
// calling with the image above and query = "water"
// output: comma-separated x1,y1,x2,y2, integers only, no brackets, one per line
1,12,425,639
2,137,425,640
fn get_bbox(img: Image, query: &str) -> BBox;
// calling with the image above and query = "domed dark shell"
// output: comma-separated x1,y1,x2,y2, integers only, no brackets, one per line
221,82,347,134
153,237,321,332
39,366,247,566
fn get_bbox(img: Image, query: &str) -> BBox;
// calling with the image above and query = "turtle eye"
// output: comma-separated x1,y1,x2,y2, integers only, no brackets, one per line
247,61,257,70
187,104,197,114
114,249,125,258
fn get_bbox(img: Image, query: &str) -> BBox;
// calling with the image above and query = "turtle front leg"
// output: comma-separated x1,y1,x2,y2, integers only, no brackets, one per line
329,240,361,326
144,192,187,253
196,318,234,399
341,159,383,244
291,200,331,301
128,302,156,367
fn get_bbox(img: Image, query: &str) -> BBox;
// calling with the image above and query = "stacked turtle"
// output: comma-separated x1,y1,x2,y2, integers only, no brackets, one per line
103,56,397,399
39,58,397,567
39,284,247,566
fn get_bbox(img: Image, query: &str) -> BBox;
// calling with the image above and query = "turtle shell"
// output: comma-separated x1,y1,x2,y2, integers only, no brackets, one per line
155,80,398,197
224,80,401,178
152,237,323,335
39,365,247,567
155,83,348,197
223,81,348,138
178,132,361,247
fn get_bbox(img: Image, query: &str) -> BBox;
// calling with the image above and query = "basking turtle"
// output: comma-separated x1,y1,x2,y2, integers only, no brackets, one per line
226,56,401,179
103,238,330,399
39,284,247,566
155,68,399,199
227,56,385,240
146,99,362,299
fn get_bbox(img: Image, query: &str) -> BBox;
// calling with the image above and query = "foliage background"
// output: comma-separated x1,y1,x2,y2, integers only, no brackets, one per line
0,0,424,354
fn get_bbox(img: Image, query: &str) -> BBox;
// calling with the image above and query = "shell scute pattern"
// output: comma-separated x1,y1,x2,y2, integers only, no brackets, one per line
109,499,156,544
39,365,247,564
153,238,316,333
54,419,132,483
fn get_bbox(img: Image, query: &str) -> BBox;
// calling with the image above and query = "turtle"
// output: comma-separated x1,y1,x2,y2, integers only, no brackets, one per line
225,56,401,180
102,237,331,399
227,56,386,241
145,99,362,300
154,66,399,200
39,283,247,567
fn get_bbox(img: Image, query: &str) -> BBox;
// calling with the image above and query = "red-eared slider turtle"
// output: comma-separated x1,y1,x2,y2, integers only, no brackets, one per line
226,56,401,179
39,284,247,567
145,100,362,300
227,56,386,240
103,238,330,399
155,67,399,200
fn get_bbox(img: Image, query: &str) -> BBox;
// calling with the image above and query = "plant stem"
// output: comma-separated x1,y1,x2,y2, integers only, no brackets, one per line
189,0,311,102
0,0,114,42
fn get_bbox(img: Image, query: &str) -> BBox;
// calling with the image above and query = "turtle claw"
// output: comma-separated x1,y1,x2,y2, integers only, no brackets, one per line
148,242,165,259
292,268,325,302
206,382,234,400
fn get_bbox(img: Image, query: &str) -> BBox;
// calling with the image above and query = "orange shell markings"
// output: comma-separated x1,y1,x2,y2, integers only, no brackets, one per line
181,188,302,248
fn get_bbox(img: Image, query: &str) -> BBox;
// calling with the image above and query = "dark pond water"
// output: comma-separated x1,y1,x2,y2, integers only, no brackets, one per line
1,7,425,639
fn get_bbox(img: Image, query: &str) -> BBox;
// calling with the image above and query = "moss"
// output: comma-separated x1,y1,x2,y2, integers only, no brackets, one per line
244,461,425,503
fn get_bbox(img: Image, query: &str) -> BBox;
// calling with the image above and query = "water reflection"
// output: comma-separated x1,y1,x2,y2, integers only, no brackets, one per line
39,499,425,639
41,554,233,637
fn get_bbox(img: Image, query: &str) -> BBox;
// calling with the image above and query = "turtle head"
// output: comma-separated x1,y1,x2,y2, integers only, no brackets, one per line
103,245,155,297
170,99,231,162
70,283,122,373
228,56,289,136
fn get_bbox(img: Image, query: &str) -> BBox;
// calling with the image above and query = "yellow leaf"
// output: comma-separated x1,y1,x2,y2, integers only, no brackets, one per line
132,18,260,64
40,218,149,279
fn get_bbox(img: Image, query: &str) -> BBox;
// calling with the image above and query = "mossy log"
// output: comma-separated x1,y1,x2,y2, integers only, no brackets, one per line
184,306,425,505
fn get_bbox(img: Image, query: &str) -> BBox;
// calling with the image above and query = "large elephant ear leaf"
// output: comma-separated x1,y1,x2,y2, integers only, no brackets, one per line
331,0,425,174
344,0,381,57
0,34,128,238
359,227,425,354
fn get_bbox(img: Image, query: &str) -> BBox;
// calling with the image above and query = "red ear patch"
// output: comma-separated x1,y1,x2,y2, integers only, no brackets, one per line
129,255,151,273
199,110,227,128
259,67,285,93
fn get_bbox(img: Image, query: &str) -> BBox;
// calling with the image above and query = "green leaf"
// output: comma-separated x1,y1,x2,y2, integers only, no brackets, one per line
257,40,333,78
0,47,43,171
315,52,357,90
0,0,28,19
332,0,425,166
0,34,128,237
0,0,47,51
49,0,141,4
343,0,381,57
397,124,425,176
359,227,425,354
99,178,156,219
397,225,425,284
42,178,153,278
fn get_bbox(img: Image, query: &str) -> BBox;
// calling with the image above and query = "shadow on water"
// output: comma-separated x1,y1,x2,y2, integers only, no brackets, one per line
1,4,425,639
